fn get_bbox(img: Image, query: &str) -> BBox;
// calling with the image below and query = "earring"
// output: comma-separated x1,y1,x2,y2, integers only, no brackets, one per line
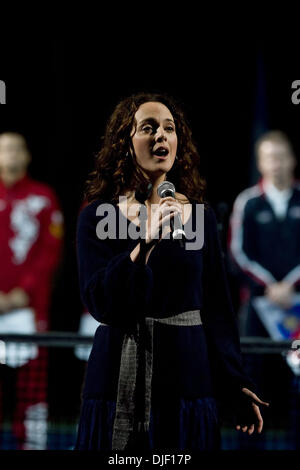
175,155,178,160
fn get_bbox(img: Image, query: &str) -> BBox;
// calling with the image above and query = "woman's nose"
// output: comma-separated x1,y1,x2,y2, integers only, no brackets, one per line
155,126,167,141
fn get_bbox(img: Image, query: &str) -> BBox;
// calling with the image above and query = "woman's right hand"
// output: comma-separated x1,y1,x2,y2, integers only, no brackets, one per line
145,196,183,245
130,197,183,264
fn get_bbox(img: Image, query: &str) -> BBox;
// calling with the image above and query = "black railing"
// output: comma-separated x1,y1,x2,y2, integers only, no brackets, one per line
0,332,299,451
0,332,297,352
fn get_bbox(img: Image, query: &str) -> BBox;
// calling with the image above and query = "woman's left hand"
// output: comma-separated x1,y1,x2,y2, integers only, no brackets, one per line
235,387,270,435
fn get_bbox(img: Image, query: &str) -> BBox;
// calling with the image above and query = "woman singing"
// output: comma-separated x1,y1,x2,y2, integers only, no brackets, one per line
74,92,269,451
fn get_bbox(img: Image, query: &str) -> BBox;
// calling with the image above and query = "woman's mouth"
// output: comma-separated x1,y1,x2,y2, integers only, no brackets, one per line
154,155,168,160
152,147,169,159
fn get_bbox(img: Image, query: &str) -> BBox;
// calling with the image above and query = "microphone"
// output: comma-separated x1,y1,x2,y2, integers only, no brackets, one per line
157,181,186,247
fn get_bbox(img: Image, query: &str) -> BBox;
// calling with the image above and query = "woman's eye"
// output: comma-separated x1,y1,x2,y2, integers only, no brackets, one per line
141,126,153,133
166,126,175,132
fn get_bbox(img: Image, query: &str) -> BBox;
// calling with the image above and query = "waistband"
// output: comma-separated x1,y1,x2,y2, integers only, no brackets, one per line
103,309,202,450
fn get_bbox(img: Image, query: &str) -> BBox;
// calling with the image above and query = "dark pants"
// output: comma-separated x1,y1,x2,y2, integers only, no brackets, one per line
0,348,48,449
243,300,293,429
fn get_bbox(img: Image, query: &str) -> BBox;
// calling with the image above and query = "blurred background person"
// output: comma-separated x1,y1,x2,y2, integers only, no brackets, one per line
0,132,64,449
228,130,300,441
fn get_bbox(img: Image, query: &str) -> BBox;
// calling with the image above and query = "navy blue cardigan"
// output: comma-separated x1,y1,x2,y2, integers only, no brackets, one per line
76,199,256,405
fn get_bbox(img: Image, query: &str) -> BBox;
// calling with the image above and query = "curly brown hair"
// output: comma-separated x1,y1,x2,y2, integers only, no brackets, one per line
84,92,206,204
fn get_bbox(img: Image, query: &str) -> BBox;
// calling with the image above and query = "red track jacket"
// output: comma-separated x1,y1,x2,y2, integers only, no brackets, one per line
0,174,64,331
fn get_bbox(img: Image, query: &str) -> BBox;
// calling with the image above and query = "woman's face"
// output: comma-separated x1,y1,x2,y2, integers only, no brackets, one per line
131,101,178,179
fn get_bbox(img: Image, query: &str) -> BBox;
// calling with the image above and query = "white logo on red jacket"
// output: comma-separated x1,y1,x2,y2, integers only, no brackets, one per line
9,196,49,264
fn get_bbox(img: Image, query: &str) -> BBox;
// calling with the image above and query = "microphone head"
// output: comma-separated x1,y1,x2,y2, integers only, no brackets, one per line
157,181,176,199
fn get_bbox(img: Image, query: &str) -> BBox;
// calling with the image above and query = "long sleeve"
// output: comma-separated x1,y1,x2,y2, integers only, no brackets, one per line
229,189,276,289
202,206,257,402
17,188,64,298
76,201,154,328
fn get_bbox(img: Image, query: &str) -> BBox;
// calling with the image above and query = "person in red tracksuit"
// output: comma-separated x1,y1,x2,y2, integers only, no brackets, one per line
0,132,64,449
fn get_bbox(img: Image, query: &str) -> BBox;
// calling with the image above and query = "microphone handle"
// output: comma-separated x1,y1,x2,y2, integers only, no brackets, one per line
157,187,186,247
170,213,186,248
